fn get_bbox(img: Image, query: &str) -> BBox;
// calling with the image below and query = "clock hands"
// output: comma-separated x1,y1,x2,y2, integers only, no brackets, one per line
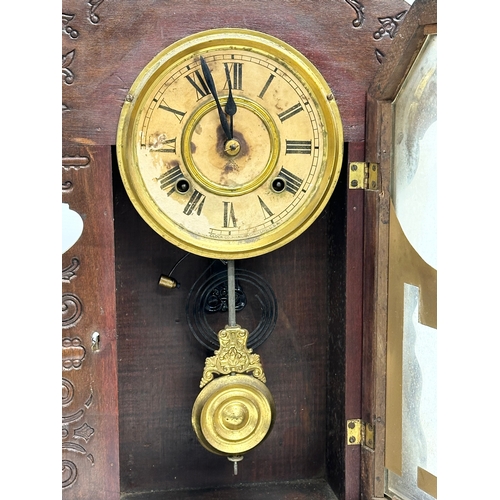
224,64,237,139
200,56,232,141
200,56,241,156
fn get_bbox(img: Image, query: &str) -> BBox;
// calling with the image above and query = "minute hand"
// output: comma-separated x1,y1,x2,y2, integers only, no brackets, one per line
200,56,232,141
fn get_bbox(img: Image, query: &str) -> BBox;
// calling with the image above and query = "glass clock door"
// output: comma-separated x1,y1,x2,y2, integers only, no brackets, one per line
385,33,437,500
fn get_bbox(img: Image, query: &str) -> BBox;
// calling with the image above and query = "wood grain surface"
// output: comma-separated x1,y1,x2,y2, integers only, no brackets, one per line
62,0,410,146
62,146,120,499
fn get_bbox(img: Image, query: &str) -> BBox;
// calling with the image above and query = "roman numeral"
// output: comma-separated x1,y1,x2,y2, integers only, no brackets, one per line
223,201,237,228
285,140,312,155
158,101,186,122
223,62,243,90
278,103,304,122
151,137,176,153
258,196,274,219
278,167,303,195
158,165,183,195
258,74,276,99
185,69,210,100
183,190,206,216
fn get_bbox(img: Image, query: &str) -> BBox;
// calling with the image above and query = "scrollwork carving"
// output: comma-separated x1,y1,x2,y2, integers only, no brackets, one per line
74,423,95,442
62,50,76,84
62,293,83,328
62,460,78,488
375,48,385,64
62,378,75,406
63,258,80,283
344,0,365,28
374,11,407,40
62,337,86,369
343,3,407,63
62,13,79,39
62,155,90,170
62,388,95,488
88,0,104,24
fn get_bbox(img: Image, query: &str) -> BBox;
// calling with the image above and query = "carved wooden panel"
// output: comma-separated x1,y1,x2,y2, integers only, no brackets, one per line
62,145,120,500
62,0,410,146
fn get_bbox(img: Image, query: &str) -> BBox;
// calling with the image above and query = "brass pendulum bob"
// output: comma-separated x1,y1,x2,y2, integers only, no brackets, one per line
191,260,275,474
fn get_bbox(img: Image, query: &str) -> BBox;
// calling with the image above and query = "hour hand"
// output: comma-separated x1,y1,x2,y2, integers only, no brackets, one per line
200,56,232,141
224,64,237,138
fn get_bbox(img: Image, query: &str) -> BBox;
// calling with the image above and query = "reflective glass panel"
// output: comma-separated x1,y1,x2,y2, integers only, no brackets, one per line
387,33,437,500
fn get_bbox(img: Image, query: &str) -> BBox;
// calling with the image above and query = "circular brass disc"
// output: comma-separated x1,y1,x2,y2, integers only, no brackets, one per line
192,374,275,456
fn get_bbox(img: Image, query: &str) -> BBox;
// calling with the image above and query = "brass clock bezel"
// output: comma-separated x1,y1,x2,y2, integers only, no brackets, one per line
117,28,343,259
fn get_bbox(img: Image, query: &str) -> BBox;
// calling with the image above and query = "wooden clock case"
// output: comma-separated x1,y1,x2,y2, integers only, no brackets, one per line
62,1,436,498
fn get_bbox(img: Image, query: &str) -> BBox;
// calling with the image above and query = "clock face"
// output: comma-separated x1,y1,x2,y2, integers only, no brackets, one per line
117,29,343,259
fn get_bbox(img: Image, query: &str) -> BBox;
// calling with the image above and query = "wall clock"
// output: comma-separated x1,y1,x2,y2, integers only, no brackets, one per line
116,28,343,471
116,28,343,260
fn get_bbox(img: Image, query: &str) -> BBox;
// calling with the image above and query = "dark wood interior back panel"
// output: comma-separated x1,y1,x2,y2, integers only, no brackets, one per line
62,0,410,146
326,151,348,498
113,151,347,493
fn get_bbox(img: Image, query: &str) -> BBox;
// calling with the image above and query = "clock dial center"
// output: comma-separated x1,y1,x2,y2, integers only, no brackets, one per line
183,97,279,196
224,139,241,157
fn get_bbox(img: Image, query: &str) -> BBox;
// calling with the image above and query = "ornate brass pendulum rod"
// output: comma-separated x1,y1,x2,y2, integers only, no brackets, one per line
191,261,275,476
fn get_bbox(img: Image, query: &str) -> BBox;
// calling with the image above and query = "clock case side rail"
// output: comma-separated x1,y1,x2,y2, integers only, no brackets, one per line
324,141,365,500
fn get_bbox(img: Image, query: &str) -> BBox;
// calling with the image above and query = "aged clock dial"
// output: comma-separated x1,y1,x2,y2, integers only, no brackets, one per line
117,28,343,259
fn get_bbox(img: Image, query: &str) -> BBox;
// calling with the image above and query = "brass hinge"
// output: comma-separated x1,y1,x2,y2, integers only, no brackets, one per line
348,162,379,191
346,419,375,449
